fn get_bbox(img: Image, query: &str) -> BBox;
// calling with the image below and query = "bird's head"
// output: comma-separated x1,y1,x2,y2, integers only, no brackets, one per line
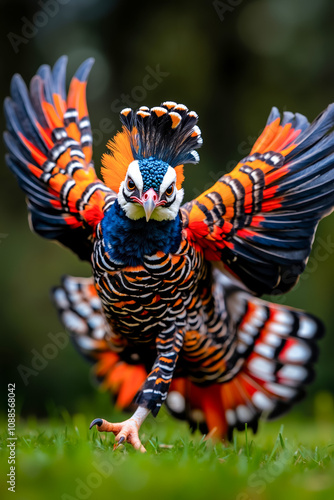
101,102,202,222
118,157,183,222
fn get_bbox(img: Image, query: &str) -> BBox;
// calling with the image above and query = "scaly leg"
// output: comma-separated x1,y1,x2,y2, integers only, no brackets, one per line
89,406,150,452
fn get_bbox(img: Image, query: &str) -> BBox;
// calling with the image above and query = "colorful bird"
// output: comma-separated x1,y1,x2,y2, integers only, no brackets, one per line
4,56,334,451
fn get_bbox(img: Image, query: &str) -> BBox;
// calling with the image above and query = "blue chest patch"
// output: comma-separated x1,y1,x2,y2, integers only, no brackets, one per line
139,157,169,192
101,201,182,266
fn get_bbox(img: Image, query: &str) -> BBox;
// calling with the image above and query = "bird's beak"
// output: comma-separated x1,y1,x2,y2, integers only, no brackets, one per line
141,188,158,222
143,198,156,222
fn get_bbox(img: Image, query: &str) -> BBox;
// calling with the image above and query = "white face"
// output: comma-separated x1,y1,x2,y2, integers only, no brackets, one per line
118,160,184,221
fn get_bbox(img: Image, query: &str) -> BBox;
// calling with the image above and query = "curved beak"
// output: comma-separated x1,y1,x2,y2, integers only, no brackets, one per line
141,188,158,222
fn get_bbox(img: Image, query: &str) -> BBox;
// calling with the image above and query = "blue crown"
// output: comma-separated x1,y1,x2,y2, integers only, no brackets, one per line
139,157,169,192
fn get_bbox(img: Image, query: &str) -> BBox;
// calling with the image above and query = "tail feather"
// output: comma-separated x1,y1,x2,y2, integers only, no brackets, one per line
167,286,323,440
52,276,148,410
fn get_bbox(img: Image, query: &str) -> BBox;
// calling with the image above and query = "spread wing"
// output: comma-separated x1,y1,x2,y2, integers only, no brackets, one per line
4,56,115,261
182,106,334,295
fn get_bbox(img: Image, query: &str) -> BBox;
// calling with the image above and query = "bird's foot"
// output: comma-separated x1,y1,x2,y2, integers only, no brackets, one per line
90,409,149,453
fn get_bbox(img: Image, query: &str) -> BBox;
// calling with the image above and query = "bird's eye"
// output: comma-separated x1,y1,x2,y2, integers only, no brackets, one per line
127,177,136,191
165,183,174,196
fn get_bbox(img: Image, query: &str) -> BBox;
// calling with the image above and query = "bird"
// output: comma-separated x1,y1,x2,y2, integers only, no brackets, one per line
4,55,334,452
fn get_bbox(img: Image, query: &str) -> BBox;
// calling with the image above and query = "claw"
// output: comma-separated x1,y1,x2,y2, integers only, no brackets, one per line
89,408,150,452
89,418,103,430
113,435,125,450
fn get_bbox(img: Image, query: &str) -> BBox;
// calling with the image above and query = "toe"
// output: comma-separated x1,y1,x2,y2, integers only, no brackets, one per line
89,417,145,452
89,418,120,433
128,431,146,453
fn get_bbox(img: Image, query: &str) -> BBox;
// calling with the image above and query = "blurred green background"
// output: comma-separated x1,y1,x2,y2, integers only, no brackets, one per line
1,0,334,420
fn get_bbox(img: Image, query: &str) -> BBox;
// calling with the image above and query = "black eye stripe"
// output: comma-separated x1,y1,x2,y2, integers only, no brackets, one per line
123,187,140,202
160,193,176,207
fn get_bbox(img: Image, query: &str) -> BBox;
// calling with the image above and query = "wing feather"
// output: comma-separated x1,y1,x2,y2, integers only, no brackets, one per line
4,56,116,261
182,105,334,294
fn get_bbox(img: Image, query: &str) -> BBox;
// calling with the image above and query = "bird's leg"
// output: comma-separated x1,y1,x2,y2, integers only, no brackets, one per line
134,328,185,415
90,328,184,452
90,406,150,453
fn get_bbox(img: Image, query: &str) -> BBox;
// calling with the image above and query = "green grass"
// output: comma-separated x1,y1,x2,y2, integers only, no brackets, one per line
1,401,334,500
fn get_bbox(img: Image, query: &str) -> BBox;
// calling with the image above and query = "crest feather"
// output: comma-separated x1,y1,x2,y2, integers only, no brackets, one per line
101,127,136,192
101,103,201,193
119,102,202,168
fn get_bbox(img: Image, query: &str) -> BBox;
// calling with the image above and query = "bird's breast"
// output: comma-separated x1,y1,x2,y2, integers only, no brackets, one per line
92,237,207,343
